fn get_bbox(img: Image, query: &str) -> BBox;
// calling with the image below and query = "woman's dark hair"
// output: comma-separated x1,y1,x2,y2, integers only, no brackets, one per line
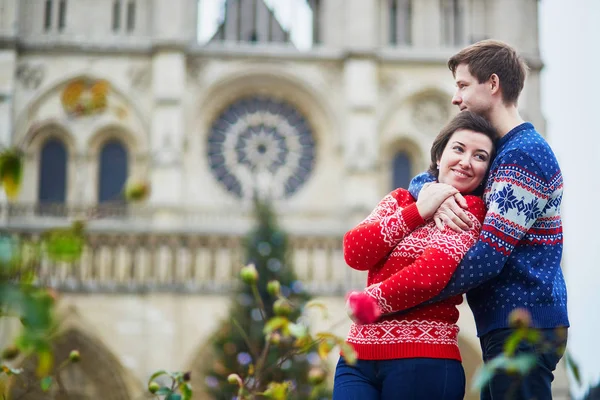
428,111,498,182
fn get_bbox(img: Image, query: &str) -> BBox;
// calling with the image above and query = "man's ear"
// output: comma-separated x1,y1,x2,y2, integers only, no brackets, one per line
489,73,501,95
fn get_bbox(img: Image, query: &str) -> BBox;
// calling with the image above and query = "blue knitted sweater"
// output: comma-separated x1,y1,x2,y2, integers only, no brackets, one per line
408,122,569,336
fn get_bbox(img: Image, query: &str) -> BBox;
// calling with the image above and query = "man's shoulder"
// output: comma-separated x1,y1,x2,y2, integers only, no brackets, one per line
497,127,561,176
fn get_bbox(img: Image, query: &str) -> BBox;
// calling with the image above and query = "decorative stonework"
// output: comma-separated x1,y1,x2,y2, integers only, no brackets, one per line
61,79,110,117
207,96,316,200
127,65,151,91
411,95,450,134
16,62,45,90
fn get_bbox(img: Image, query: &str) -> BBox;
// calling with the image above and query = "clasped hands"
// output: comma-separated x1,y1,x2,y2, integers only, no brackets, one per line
415,182,473,232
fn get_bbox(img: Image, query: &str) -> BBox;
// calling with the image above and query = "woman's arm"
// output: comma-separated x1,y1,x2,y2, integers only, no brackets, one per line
358,196,486,312
343,188,425,271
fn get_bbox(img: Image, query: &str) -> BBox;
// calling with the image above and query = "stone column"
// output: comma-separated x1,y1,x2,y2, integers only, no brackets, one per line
149,50,185,210
340,0,381,223
342,58,380,222
0,0,17,148
413,0,442,48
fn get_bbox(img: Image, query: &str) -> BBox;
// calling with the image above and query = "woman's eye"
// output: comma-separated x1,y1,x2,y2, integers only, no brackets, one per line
453,146,464,152
475,154,488,161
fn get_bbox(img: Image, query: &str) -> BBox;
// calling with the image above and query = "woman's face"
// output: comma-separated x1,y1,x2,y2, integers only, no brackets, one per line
437,129,493,193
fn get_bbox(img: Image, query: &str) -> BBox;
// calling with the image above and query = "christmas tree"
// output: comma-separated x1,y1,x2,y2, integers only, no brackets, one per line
202,198,329,399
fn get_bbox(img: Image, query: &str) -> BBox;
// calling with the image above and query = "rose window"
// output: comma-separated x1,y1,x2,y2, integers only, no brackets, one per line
207,96,316,199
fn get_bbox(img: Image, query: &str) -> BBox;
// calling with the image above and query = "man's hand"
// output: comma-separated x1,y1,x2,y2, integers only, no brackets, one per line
416,183,459,220
433,193,472,232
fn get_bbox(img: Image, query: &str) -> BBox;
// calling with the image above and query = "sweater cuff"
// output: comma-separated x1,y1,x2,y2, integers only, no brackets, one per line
400,203,425,231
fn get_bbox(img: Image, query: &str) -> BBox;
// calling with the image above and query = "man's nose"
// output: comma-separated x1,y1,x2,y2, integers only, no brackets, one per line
452,93,462,105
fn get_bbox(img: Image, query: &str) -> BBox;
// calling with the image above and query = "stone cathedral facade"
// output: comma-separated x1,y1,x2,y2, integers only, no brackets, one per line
0,0,568,399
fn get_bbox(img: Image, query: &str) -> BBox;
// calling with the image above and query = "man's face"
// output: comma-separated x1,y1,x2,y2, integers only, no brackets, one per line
451,64,493,117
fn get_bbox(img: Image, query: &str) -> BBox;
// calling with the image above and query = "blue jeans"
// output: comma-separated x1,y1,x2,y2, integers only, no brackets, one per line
333,356,466,400
479,327,568,400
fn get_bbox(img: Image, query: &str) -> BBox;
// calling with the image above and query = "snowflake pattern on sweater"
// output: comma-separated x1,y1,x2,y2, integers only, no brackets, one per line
408,123,569,336
343,188,486,361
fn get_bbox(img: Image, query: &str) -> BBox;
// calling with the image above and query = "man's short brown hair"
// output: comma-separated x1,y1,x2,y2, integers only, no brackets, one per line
448,39,529,105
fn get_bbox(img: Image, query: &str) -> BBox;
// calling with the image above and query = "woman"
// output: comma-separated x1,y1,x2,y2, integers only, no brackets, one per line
333,111,498,400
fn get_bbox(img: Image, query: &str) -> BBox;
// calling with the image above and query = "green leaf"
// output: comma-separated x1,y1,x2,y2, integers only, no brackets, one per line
147,370,169,386
260,381,291,400
503,354,537,375
40,376,53,392
263,316,289,335
304,300,329,319
180,383,193,400
339,342,357,365
166,394,182,400
566,352,581,384
503,330,525,356
317,339,335,360
287,323,308,339
44,228,85,263
472,364,495,390
157,387,172,395
525,329,541,344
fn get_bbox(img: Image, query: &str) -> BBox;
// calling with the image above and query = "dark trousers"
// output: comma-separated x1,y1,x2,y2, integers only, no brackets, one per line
333,356,466,400
479,327,568,400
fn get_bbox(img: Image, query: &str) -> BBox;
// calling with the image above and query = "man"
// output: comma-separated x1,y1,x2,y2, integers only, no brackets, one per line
408,40,569,399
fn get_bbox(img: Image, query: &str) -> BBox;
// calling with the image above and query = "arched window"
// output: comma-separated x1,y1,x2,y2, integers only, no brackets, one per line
98,140,128,203
38,138,68,204
392,151,412,190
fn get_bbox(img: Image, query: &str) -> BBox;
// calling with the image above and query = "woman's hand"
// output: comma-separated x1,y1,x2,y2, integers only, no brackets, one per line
346,291,381,325
416,183,460,220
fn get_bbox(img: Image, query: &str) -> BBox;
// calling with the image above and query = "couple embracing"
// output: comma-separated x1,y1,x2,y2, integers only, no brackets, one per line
334,40,569,400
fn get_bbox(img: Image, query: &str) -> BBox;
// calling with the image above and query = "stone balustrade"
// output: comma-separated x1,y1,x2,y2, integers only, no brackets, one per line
1,208,366,295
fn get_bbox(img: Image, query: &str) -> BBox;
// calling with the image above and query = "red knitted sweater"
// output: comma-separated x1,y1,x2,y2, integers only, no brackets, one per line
344,188,486,361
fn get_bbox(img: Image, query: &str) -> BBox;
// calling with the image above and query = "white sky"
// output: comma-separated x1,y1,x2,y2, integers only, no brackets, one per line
539,0,600,397
196,0,313,49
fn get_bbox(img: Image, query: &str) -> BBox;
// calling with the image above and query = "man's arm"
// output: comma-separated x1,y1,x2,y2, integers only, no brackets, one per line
420,152,552,302
408,172,436,199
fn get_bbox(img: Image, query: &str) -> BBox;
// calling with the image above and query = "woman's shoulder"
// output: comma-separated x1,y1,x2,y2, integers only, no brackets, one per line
389,188,416,206
463,195,486,223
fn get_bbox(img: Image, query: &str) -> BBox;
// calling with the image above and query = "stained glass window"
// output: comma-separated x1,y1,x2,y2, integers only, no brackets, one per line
392,151,411,190
38,138,67,203
98,140,128,203
207,96,316,200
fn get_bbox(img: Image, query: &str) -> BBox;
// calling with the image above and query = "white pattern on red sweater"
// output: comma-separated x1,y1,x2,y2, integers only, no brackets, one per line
343,188,486,361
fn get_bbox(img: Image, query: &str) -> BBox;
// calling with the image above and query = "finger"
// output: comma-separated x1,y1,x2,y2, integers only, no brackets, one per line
454,193,468,208
448,212,470,230
445,199,472,228
439,214,462,233
438,209,470,231
434,216,445,231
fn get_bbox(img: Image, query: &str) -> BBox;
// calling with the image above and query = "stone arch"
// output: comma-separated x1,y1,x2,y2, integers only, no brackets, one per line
196,66,339,151
9,328,134,400
14,73,150,150
379,86,454,140
18,122,77,204
21,120,76,156
87,124,145,157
